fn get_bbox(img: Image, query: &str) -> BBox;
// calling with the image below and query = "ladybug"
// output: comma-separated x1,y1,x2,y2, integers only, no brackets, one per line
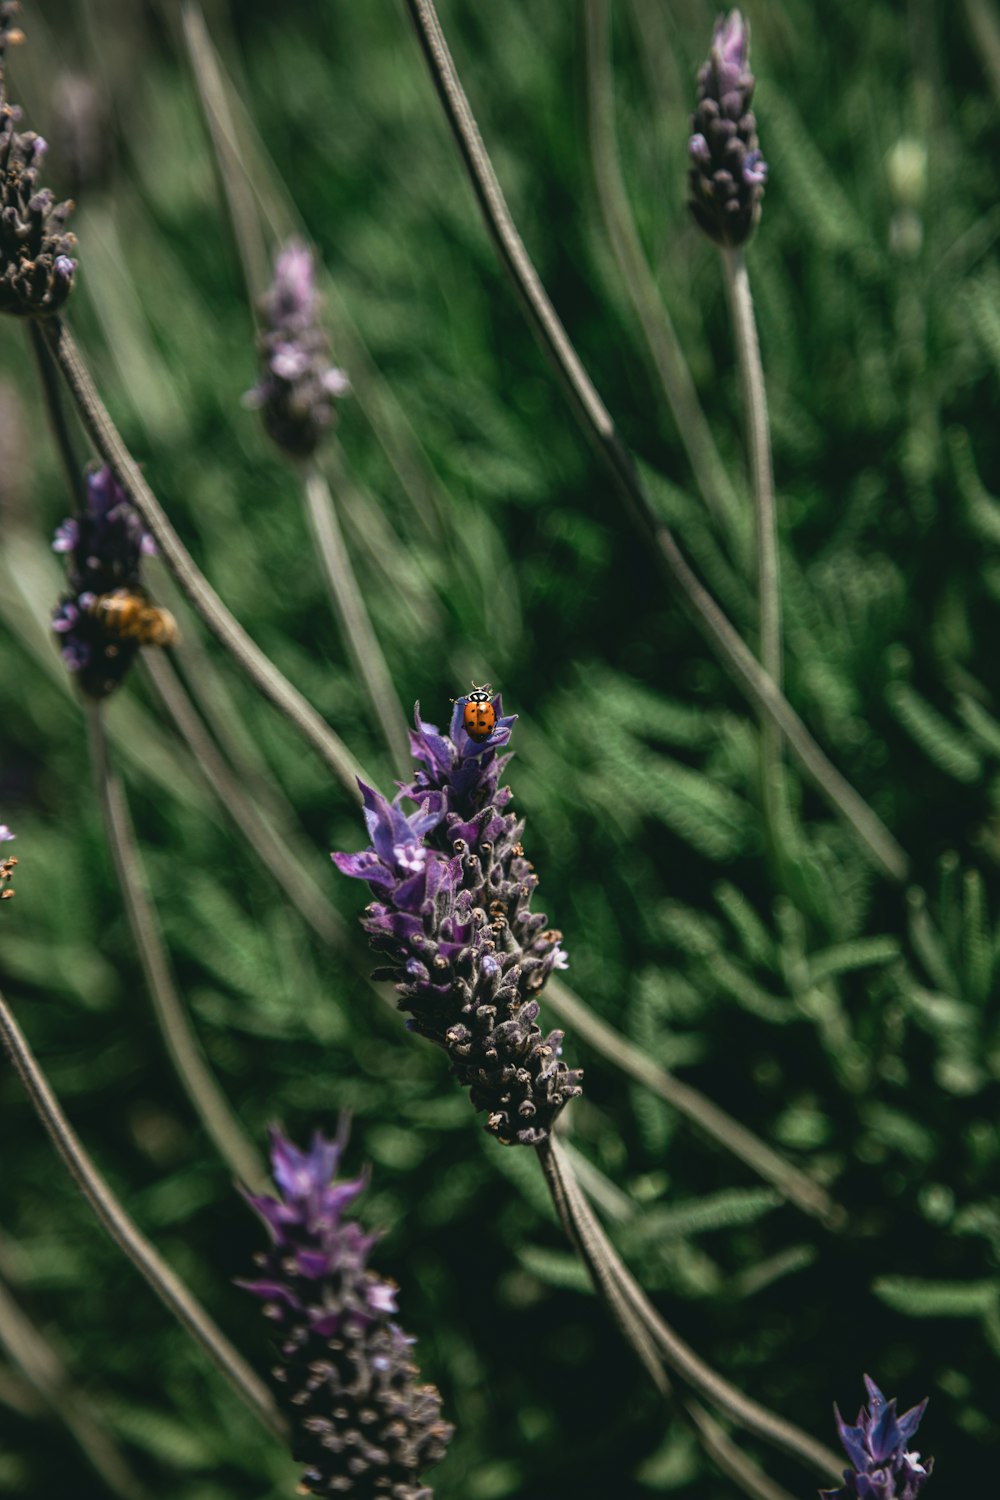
462,683,496,742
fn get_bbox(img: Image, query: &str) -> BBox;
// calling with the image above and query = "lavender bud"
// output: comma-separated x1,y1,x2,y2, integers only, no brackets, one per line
245,240,349,459
0,4,77,317
688,9,767,248
240,1124,453,1499
333,696,582,1147
0,823,15,901
50,465,176,699
820,1376,934,1500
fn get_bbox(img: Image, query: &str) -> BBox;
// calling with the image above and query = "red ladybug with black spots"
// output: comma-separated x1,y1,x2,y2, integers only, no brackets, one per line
462,683,496,743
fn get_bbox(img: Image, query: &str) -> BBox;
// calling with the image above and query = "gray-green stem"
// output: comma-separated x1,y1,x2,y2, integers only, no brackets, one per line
537,1136,841,1483
401,0,908,884
302,461,411,777
0,988,285,1441
583,0,744,546
721,247,787,859
41,317,368,801
86,702,267,1193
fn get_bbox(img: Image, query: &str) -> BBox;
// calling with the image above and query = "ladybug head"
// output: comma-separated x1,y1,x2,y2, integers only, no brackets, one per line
467,681,493,703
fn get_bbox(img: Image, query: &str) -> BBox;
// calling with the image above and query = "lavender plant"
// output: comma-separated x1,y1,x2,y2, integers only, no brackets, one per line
245,239,349,459
821,1377,933,1500
0,823,14,899
50,464,174,698
241,1123,453,1499
334,694,582,1146
688,9,767,248
0,2,76,317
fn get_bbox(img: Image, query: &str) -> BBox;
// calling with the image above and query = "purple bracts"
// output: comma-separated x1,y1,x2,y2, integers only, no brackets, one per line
688,9,767,248
0,4,77,316
333,696,582,1146
51,465,158,698
241,1125,453,1500
821,1376,933,1500
245,239,349,458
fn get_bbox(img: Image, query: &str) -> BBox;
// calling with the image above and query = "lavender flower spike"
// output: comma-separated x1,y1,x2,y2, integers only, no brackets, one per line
0,3,78,317
241,1123,453,1499
334,694,582,1146
245,239,349,458
688,9,767,247
821,1375,933,1500
51,464,174,699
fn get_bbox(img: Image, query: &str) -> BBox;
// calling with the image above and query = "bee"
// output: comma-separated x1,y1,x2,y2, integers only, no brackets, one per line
85,588,179,648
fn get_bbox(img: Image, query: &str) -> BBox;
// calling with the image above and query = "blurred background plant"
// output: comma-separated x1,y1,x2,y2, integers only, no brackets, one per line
1,0,999,1495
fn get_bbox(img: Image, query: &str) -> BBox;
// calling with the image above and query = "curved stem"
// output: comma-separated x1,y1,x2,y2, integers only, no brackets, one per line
27,321,88,515
401,0,907,884
302,461,411,778
582,0,743,543
545,977,843,1228
41,317,368,801
0,1270,152,1500
0,989,286,1442
141,651,349,951
537,1136,841,1482
721,248,787,858
86,702,268,1193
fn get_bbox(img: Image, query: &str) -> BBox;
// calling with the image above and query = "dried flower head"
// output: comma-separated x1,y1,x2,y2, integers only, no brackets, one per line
241,1124,453,1499
0,824,15,900
51,465,174,699
821,1376,933,1500
688,9,767,248
245,239,349,459
0,3,77,316
333,695,582,1146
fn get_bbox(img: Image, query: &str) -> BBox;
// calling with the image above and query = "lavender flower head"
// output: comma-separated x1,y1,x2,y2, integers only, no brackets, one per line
688,9,767,247
51,464,170,699
245,239,349,458
333,694,582,1147
821,1376,933,1500
241,1124,453,1500
0,4,77,317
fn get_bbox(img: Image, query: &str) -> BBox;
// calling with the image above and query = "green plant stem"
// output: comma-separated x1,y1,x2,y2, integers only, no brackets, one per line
86,701,268,1193
302,461,411,778
720,246,787,859
545,976,843,1228
0,988,286,1442
402,0,908,884
27,321,87,514
0,1271,152,1500
537,1136,841,1484
582,0,743,545
141,650,349,950
40,317,369,801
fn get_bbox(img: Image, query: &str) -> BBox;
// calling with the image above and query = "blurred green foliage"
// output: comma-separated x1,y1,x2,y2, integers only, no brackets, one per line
1,0,1000,1495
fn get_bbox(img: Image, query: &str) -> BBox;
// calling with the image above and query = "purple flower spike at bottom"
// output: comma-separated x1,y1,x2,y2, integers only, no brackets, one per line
333,696,582,1146
821,1376,933,1500
241,1124,453,1499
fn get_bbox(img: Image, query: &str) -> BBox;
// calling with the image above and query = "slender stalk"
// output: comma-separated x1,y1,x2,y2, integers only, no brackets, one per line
302,461,411,777
537,1136,841,1482
545,977,843,1228
721,247,788,861
41,317,368,801
86,702,268,1194
583,0,743,544
142,651,349,951
401,0,908,883
686,1398,801,1500
180,0,270,306
0,988,286,1441
0,1272,152,1500
27,321,87,514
